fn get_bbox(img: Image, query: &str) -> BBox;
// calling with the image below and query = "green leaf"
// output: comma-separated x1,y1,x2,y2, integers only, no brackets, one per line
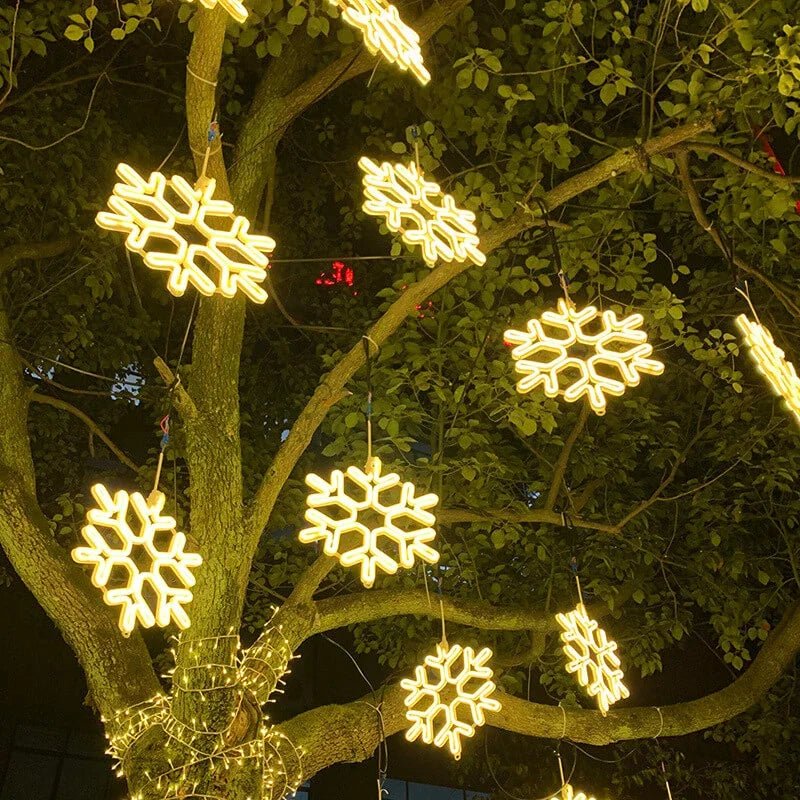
490,529,505,549
587,67,606,86
287,5,307,25
474,69,489,91
778,73,795,97
600,83,616,105
64,24,84,41
455,68,472,89
111,26,125,40
85,5,98,22
83,36,95,52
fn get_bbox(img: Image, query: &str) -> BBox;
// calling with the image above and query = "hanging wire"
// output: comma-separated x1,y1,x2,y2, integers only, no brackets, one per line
483,732,578,800
569,557,584,607
321,634,388,799
661,761,674,800
530,198,570,306
362,335,377,467
148,414,171,503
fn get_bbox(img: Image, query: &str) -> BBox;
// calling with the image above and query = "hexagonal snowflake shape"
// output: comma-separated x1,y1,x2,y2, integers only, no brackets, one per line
96,163,274,303
359,157,485,267
555,603,628,715
299,457,439,588
736,313,800,427
330,0,430,85
72,484,202,636
401,642,501,760
504,298,664,415
549,785,598,800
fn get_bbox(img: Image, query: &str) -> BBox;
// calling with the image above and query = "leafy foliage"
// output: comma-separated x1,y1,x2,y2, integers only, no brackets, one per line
1,1,800,798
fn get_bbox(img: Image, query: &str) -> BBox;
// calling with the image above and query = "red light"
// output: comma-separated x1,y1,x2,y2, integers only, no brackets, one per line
316,260,355,289
755,129,800,215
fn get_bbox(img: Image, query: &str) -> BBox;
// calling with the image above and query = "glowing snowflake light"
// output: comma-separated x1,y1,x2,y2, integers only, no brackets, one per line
402,642,501,760
555,603,628,715
548,785,597,800
72,484,202,636
330,0,430,85
190,0,248,24
736,314,800,427
96,163,274,303
504,298,664,415
299,457,439,588
359,157,486,267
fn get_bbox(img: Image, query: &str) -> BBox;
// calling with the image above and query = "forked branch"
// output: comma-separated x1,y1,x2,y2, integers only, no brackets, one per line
278,599,800,780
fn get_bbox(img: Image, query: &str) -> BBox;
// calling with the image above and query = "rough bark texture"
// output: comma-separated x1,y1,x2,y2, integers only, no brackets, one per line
0,3,798,797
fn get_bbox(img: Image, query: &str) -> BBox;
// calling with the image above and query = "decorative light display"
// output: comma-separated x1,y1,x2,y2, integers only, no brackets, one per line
72,484,202,635
504,298,664,415
316,260,355,288
359,157,486,267
736,313,800,426
103,631,303,800
401,642,501,760
329,0,430,85
190,0,249,24
96,163,274,303
549,786,597,800
556,603,629,715
299,456,440,588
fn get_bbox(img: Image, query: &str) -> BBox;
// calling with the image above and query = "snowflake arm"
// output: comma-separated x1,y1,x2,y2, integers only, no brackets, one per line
736,313,800,427
72,484,202,636
401,642,501,760
190,0,249,23
505,299,664,415
359,158,486,268
299,457,439,588
549,786,598,800
330,0,430,85
555,603,629,715
96,163,274,303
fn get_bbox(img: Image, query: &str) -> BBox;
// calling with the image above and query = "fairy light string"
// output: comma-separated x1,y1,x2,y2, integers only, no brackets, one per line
104,626,303,800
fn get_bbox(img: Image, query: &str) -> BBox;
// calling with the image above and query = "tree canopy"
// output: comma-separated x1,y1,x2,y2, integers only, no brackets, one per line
1,1,800,798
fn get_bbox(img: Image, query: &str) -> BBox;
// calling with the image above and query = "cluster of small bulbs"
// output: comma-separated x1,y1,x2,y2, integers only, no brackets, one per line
103,625,303,800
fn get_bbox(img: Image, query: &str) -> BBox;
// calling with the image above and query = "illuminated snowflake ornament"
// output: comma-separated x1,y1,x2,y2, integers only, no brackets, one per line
736,314,800,427
548,786,597,800
359,157,486,267
299,457,439,588
504,298,664,415
189,0,248,24
401,642,501,760
96,163,274,303
330,0,430,85
72,484,202,636
555,603,628,715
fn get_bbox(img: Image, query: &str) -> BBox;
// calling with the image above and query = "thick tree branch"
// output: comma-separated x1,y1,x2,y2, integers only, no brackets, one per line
278,599,800,780
689,142,800,185
0,236,77,273
437,506,621,534
0,303,158,716
29,391,139,473
675,148,800,318
313,586,627,636
276,0,470,132
246,118,716,545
